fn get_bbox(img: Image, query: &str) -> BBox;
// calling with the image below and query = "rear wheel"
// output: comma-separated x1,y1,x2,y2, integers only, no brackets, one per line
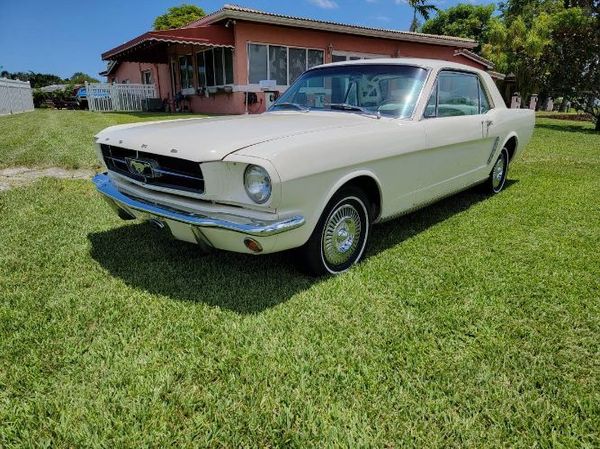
298,187,371,276
484,147,509,194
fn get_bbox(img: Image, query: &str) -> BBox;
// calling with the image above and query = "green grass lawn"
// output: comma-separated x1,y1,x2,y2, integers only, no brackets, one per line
0,109,206,170
0,112,599,447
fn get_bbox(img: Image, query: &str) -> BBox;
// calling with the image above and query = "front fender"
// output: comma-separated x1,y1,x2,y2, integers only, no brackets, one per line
316,169,383,223
278,168,384,248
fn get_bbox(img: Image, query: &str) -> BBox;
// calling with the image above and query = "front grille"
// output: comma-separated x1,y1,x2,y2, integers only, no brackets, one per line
101,144,204,194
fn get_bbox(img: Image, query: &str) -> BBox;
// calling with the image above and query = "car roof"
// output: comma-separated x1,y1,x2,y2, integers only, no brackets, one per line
312,57,486,74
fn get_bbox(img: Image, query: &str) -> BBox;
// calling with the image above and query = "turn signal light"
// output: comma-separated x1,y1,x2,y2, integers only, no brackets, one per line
244,238,263,253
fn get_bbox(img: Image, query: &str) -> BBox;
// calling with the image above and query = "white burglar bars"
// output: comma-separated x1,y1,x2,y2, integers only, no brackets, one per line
0,78,34,116
86,82,158,112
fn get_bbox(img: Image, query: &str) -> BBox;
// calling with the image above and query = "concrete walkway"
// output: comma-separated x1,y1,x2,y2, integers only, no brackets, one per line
0,167,95,192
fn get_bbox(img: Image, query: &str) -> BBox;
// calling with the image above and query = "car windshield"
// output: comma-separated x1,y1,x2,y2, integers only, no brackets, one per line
271,64,428,118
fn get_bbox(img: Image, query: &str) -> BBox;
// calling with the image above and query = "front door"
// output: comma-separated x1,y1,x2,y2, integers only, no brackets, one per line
417,70,495,202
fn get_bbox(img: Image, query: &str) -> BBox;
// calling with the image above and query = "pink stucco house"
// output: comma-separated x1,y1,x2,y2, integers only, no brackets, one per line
100,4,498,114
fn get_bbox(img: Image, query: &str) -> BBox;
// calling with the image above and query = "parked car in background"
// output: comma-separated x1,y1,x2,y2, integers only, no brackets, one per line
75,87,88,109
92,58,535,275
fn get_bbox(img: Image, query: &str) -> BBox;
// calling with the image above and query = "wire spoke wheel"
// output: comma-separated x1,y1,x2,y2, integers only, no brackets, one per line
298,187,371,276
322,204,362,266
485,147,509,194
492,151,506,190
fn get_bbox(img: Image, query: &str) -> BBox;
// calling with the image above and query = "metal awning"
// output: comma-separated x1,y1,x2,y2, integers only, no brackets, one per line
102,25,234,62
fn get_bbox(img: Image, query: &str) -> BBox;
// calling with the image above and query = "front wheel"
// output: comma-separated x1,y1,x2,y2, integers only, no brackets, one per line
298,187,371,276
484,147,509,194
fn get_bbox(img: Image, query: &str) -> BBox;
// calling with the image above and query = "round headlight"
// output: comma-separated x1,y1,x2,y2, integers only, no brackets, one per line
244,165,271,204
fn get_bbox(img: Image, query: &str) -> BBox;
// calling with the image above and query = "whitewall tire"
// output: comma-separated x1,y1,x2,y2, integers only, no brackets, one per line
298,186,371,276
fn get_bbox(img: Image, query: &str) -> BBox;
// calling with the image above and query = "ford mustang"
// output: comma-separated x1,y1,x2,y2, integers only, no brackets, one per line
92,58,535,275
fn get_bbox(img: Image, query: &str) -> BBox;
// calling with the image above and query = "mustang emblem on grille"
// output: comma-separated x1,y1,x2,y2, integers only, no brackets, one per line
125,157,160,179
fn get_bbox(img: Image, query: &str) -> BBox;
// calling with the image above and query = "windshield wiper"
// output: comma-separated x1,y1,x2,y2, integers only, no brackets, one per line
271,102,310,112
326,103,381,119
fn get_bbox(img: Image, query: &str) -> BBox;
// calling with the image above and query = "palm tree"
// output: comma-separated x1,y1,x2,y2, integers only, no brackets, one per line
407,0,438,32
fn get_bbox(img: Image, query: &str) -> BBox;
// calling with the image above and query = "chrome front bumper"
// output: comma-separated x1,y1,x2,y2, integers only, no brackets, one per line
92,173,305,238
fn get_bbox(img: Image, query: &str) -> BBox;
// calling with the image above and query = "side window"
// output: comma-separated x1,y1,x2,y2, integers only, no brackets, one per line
424,81,437,118
479,79,491,113
437,72,479,117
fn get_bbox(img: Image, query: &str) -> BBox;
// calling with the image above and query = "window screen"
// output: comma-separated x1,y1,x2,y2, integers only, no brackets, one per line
248,45,324,85
196,52,206,86
289,48,307,84
205,50,215,86
269,46,288,85
307,49,324,69
142,70,153,85
249,44,268,83
214,48,225,86
224,48,234,84
179,55,193,89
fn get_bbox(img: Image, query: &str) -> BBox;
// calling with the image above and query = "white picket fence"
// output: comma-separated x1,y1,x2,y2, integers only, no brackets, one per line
86,82,157,112
0,78,34,116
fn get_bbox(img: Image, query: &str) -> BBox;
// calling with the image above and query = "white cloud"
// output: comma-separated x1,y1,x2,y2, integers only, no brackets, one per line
375,15,392,22
308,0,339,9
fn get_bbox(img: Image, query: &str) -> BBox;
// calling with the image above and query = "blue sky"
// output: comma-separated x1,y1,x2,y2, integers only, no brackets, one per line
0,0,495,79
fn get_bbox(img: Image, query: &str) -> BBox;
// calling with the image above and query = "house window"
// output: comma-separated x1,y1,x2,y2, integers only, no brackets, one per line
179,55,194,89
197,48,234,87
170,60,177,95
248,44,268,84
224,49,234,85
269,45,288,85
215,48,226,85
205,51,215,86
307,49,324,69
289,48,307,85
197,53,207,87
141,70,153,85
248,44,324,85
331,52,387,62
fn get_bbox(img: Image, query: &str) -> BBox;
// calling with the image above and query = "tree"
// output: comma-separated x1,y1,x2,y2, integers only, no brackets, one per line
542,7,600,129
1,71,65,88
69,72,99,84
479,0,565,104
407,0,438,32
420,3,496,49
482,13,554,102
153,4,206,30
563,0,599,13
497,0,564,22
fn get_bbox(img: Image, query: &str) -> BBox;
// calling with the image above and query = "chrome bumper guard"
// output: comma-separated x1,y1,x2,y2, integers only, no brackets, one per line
92,173,305,237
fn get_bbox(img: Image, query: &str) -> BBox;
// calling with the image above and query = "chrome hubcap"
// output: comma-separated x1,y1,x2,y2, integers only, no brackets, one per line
492,154,506,189
323,204,362,266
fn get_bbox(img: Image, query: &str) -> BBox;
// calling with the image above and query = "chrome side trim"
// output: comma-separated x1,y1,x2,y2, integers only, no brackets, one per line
487,137,500,165
92,173,304,237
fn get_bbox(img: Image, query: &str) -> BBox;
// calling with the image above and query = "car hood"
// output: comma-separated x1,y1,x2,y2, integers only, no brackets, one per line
95,112,373,162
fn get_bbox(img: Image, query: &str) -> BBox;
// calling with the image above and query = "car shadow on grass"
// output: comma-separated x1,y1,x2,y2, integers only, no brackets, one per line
367,179,517,257
88,180,517,314
535,123,598,134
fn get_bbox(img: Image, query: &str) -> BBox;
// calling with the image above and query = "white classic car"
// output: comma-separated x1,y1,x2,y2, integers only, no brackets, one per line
93,58,535,275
